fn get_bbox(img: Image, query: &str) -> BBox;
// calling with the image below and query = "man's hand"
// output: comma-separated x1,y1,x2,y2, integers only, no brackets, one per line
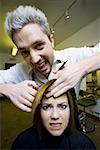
46,52,100,98
46,62,84,98
1,80,38,112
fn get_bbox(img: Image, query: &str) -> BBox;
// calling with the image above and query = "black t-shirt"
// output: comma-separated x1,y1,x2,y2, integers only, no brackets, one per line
11,126,96,150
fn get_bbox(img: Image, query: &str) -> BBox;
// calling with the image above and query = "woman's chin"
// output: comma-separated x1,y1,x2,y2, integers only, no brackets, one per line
49,130,64,136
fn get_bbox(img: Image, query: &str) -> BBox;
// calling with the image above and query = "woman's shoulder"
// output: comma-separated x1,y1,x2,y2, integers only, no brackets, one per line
70,129,96,149
16,126,38,140
11,126,38,149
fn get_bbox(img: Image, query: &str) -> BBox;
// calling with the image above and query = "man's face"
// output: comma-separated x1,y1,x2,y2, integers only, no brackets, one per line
13,23,54,77
40,94,70,136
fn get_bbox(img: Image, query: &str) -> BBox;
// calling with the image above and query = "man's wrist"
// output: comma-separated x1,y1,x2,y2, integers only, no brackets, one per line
0,83,13,98
81,52,100,77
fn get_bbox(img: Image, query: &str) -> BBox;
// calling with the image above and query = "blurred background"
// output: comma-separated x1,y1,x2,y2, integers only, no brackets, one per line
0,0,100,149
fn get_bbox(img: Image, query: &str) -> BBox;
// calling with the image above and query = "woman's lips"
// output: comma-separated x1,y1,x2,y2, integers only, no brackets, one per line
49,123,62,130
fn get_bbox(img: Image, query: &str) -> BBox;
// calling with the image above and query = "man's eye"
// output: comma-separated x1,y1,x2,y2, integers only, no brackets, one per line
41,104,51,111
37,46,44,50
36,43,44,50
58,104,67,110
20,51,30,57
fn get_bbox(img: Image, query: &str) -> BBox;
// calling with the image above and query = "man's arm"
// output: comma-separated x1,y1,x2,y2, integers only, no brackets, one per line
46,52,100,98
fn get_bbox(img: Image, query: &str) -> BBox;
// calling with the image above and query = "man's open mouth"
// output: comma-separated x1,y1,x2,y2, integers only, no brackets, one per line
37,61,48,72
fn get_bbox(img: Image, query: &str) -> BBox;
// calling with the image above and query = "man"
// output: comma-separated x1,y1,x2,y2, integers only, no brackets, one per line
0,5,100,112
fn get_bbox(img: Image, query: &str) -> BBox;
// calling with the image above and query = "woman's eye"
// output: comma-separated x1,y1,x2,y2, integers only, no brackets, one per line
41,104,51,111
58,104,67,110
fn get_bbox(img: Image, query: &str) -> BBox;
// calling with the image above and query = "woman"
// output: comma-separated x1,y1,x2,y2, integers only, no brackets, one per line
11,80,95,149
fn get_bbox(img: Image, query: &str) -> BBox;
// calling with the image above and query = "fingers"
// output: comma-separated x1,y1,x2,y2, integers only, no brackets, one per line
26,80,38,89
17,103,32,112
26,88,37,100
46,82,70,98
52,86,70,97
21,97,33,107
21,80,38,102
19,88,37,109
10,80,39,112
13,95,35,112
48,75,63,91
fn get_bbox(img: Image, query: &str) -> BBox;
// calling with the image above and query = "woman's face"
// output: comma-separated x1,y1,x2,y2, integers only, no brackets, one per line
40,94,70,136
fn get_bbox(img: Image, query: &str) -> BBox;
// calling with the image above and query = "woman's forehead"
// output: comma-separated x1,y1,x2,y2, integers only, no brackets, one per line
42,94,68,103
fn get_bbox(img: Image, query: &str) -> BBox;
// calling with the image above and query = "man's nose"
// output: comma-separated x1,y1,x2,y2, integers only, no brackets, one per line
51,108,59,120
30,49,41,63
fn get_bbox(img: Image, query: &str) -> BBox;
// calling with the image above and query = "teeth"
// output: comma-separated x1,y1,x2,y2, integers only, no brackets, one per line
50,123,61,130
38,61,45,68
50,123,61,126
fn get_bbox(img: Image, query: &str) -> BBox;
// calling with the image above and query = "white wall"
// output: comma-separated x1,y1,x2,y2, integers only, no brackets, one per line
56,17,100,49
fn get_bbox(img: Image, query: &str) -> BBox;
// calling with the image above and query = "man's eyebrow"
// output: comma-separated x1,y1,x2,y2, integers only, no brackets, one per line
32,40,45,47
17,40,45,50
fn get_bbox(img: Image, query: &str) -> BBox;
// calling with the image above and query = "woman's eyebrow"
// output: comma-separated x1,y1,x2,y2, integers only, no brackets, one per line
42,101,67,105
41,103,51,106
57,102,68,104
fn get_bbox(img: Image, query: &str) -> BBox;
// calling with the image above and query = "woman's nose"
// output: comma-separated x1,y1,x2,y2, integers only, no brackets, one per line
51,108,59,120
30,50,41,63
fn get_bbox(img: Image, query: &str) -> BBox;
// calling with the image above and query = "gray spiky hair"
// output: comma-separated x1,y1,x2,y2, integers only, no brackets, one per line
5,5,50,38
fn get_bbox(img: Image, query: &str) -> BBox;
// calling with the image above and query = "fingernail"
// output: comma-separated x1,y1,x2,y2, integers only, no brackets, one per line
54,93,57,97
45,93,50,98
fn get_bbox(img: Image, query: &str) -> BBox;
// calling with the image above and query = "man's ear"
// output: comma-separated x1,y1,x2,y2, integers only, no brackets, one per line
50,34,55,48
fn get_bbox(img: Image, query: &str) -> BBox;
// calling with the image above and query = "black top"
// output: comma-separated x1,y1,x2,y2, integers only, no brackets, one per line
11,126,96,150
